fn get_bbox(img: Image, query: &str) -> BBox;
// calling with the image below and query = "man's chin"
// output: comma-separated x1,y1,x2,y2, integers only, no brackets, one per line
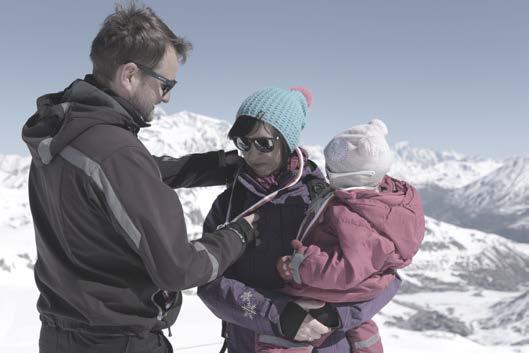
143,109,155,122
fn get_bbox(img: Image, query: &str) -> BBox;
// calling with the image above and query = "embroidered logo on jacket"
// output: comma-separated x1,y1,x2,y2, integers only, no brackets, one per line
240,290,257,319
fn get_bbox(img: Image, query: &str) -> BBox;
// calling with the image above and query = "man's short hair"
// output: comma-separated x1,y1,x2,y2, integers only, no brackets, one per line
90,1,192,85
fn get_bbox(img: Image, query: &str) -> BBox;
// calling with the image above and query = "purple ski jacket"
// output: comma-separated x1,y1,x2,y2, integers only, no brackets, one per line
198,159,400,352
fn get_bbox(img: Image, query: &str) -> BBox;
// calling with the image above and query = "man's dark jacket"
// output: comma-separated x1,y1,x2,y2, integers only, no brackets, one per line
21,76,252,336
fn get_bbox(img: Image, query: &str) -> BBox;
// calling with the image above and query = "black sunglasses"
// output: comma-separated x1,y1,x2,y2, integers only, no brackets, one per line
234,136,280,153
134,62,177,96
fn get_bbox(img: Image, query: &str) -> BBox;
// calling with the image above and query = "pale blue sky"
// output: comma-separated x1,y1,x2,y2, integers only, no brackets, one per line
1,0,528,157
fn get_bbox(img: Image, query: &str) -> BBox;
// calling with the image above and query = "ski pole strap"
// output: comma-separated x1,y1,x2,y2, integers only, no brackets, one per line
296,185,372,243
296,192,334,243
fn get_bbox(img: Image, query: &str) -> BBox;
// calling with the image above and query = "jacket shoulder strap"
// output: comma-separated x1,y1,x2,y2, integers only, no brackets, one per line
302,175,330,202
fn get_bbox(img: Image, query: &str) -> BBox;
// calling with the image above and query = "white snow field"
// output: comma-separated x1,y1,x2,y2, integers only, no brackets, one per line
1,110,528,352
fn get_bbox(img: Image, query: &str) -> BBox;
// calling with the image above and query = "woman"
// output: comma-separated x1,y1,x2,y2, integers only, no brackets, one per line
198,87,400,352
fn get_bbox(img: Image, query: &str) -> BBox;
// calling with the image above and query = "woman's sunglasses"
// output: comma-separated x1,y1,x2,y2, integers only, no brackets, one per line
234,136,280,153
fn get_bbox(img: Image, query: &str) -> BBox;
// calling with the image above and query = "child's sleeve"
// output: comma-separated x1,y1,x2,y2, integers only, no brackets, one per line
291,208,397,291
345,319,383,353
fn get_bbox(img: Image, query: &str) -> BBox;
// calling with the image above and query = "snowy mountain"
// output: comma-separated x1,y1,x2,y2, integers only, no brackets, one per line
400,217,529,293
379,217,529,347
0,154,31,190
2,110,529,352
308,139,529,243
418,156,529,243
140,109,234,157
0,156,32,236
388,141,502,189
6,110,525,241
139,109,235,238
304,141,502,190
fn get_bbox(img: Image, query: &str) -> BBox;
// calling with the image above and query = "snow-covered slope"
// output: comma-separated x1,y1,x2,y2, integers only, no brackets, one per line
0,155,32,244
0,154,31,189
383,217,529,346
302,141,502,190
481,290,529,345
401,217,529,293
305,141,529,243
421,156,529,242
2,211,528,350
8,110,525,241
140,109,234,156
451,156,529,215
389,141,502,189
2,110,529,352
139,109,236,238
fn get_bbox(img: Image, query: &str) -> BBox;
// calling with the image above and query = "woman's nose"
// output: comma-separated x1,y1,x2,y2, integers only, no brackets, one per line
244,149,257,160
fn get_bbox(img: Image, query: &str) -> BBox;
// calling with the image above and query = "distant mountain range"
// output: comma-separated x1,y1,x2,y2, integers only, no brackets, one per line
1,110,528,349
418,156,529,242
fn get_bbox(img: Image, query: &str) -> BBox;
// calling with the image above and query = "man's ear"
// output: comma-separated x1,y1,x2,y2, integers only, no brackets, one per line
113,62,139,97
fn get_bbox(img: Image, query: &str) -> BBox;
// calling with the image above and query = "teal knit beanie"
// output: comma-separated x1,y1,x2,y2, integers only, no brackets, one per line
236,86,313,152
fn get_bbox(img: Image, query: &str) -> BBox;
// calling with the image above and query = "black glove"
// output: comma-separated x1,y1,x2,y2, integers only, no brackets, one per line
279,300,333,342
279,301,309,339
220,217,256,246
308,303,339,328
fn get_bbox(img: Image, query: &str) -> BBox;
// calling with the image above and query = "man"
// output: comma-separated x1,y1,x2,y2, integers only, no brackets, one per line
22,3,257,352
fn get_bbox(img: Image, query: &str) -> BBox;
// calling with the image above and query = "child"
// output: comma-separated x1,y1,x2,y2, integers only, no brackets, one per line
274,119,426,353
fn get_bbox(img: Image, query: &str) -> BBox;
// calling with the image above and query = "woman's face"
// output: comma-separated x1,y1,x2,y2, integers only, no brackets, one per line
242,123,284,177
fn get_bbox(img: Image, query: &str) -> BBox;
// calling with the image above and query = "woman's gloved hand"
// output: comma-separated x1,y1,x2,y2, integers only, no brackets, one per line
279,299,333,342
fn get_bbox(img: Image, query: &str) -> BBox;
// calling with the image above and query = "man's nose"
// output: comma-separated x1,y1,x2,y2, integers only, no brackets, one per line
161,92,171,103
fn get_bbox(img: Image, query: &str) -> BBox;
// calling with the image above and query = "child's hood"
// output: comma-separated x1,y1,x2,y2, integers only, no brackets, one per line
330,175,425,261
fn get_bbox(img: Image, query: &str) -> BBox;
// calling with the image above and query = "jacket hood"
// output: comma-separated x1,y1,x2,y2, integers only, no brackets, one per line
333,175,425,260
22,75,147,165
333,175,413,205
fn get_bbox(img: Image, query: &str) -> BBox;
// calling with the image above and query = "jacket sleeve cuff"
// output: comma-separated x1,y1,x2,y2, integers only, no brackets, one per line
218,217,255,247
288,252,305,285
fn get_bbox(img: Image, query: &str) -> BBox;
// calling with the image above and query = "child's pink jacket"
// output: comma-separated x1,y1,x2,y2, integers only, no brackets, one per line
283,176,425,303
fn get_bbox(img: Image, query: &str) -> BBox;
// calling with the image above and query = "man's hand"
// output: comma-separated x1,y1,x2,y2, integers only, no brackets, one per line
220,213,260,246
